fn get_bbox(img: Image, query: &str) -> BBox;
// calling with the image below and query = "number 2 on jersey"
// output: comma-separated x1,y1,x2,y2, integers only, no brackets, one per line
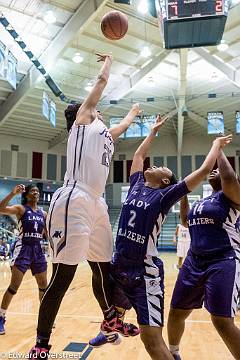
128,210,136,228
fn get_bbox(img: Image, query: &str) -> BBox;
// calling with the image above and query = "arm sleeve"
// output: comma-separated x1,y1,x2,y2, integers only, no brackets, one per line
161,181,190,214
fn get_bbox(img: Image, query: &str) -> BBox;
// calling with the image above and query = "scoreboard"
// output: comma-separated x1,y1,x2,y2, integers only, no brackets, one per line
156,0,229,49
166,0,227,19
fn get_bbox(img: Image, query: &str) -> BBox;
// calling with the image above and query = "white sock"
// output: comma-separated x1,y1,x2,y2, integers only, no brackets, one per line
169,345,180,355
0,308,6,317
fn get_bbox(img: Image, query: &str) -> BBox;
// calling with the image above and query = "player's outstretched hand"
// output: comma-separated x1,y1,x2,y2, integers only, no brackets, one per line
131,103,143,116
95,53,113,62
151,114,168,134
12,184,25,195
213,134,232,148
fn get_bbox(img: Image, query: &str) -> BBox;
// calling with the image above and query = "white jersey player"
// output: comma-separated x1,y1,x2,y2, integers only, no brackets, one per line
30,53,142,358
174,222,191,269
49,109,115,265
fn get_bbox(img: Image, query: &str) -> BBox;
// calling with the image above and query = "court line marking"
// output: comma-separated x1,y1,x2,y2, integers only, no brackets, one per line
7,336,36,352
0,278,39,291
6,311,240,325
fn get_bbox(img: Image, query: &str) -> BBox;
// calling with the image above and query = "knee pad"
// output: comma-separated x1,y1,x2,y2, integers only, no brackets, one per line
7,286,17,295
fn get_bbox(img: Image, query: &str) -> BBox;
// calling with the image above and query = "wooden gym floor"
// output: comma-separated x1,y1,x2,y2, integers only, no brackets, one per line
0,253,236,359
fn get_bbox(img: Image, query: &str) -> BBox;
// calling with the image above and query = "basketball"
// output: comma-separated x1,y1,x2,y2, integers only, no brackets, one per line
101,11,128,40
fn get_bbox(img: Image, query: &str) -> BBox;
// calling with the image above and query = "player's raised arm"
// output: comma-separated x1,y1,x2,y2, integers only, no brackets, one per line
180,196,190,228
184,135,232,191
173,225,179,245
109,103,142,140
76,53,113,124
130,114,168,176
0,184,25,218
217,149,240,207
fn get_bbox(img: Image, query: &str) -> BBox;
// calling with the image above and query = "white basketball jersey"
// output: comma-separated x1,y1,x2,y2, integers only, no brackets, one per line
177,224,191,242
64,118,114,195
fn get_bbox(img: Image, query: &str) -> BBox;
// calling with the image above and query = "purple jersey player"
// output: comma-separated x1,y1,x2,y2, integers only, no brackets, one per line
236,216,240,234
0,184,47,335
97,115,231,360
168,153,240,360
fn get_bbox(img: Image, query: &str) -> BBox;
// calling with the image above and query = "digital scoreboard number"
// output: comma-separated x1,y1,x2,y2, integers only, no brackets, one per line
167,0,225,20
156,0,229,49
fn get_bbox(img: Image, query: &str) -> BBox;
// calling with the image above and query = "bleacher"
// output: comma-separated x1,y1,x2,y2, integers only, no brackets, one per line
0,215,17,259
0,215,50,259
0,215,16,233
108,207,121,239
158,212,178,251
108,207,178,251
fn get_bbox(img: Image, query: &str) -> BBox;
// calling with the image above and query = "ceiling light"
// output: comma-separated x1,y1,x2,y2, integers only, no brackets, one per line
85,85,93,92
72,53,83,64
141,46,151,58
44,10,56,24
217,40,229,51
85,81,94,92
138,0,148,14
211,72,219,82
147,76,155,87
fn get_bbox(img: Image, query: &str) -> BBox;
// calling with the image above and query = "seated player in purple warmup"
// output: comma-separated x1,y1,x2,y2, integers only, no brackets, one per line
0,184,47,335
90,114,232,359
0,240,8,259
168,154,240,359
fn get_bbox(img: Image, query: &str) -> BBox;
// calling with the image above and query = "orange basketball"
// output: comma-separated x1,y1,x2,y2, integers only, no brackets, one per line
101,11,128,40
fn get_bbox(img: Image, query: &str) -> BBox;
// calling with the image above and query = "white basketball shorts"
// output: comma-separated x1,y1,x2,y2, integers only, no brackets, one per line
177,240,191,258
47,182,113,265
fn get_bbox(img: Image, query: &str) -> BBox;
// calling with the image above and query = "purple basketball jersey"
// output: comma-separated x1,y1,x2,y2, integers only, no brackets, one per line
18,205,45,243
188,191,240,255
11,206,46,274
115,171,189,262
236,216,240,234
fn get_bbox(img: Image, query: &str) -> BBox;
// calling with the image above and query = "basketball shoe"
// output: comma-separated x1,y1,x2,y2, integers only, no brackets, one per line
0,316,5,335
89,332,121,347
101,317,139,337
29,345,51,359
101,305,139,337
